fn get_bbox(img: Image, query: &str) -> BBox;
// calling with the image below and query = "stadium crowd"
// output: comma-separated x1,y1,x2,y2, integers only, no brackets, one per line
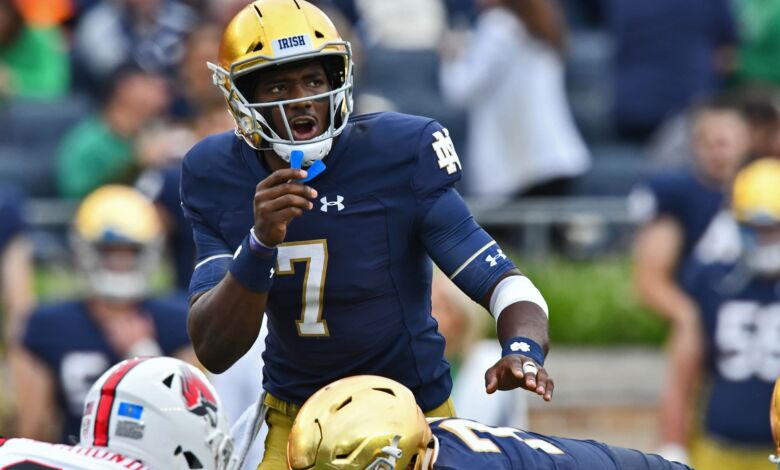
1,0,780,469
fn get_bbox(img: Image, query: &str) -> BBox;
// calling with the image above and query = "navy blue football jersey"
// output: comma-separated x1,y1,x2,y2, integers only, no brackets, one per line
631,169,724,261
21,298,191,443
687,263,780,445
181,112,514,410
429,418,690,469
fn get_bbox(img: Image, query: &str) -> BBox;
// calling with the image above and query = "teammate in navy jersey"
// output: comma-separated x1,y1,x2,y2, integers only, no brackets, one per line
287,375,691,470
675,158,780,469
13,186,194,444
628,100,751,463
182,1,552,468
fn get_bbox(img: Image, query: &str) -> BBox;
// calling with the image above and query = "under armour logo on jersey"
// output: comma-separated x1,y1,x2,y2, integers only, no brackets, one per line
432,128,462,175
320,195,345,212
485,249,507,267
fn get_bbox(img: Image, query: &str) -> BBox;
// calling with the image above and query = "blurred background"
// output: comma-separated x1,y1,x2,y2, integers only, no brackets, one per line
0,0,778,463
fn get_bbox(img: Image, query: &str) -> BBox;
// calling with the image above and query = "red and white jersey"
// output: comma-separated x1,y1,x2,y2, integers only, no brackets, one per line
0,438,150,470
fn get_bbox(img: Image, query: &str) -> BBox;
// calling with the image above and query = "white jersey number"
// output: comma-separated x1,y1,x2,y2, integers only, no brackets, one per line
715,301,780,381
276,240,329,337
436,418,564,455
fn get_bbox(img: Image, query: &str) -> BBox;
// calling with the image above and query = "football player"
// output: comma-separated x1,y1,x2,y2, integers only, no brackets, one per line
0,356,234,469
286,375,691,470
182,1,553,468
628,99,750,463
13,185,194,443
678,158,780,469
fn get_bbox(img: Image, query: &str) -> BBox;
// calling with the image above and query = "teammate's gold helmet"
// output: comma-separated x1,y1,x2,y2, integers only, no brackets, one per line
288,376,432,470
770,374,780,466
731,158,780,277
72,185,163,301
208,0,353,166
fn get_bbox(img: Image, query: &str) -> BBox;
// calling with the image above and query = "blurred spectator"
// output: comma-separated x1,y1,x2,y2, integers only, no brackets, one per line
137,24,234,290
72,0,199,90
678,159,780,469
431,271,528,428
440,0,589,204
648,90,780,170
55,64,169,199
14,0,72,27
354,0,446,49
601,0,737,144
731,0,780,89
12,185,193,443
0,0,70,100
628,99,751,464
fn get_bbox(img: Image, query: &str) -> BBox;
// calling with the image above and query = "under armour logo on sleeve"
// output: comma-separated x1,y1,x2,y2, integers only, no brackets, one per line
485,249,507,267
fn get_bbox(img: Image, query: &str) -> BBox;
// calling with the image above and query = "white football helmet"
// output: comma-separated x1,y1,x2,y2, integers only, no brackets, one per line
80,357,234,470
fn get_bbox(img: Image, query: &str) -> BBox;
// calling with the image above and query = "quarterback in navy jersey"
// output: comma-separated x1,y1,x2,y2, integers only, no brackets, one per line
14,186,194,444
182,1,552,468
678,158,780,469
287,375,691,470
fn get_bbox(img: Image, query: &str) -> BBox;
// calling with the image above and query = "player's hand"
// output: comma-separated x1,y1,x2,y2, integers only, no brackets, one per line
254,168,317,246
485,355,554,401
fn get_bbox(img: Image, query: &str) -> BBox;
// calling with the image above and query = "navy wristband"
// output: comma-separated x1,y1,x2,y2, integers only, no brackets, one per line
229,233,277,293
501,336,545,366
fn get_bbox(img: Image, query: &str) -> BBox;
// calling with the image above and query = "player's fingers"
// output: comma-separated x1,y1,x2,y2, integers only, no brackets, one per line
542,377,554,401
519,360,539,391
256,182,317,202
533,367,549,396
271,206,307,224
484,365,499,394
257,168,308,189
262,194,315,213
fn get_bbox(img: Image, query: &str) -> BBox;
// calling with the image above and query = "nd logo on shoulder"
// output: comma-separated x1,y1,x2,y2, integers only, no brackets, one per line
432,128,462,175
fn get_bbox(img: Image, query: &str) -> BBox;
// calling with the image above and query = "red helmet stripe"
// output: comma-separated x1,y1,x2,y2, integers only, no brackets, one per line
0,437,8,447
93,357,147,446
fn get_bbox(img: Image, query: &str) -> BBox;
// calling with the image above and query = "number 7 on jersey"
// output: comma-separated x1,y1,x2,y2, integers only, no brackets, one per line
276,240,330,337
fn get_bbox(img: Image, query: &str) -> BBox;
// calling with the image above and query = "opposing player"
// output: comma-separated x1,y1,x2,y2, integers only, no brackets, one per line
13,185,194,443
287,375,691,470
183,1,553,468
0,356,234,469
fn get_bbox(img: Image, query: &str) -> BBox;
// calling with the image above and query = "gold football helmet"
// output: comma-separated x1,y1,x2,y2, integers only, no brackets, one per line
288,376,433,470
732,158,780,277
770,374,780,466
209,0,353,167
72,185,163,301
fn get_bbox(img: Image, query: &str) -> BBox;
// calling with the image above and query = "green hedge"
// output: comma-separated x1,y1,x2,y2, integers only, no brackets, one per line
519,256,668,345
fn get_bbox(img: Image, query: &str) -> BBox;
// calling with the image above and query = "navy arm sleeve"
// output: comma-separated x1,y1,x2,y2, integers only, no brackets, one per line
180,155,234,302
412,120,515,303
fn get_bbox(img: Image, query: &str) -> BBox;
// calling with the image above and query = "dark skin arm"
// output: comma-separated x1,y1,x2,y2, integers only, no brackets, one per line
188,167,317,373
481,269,554,401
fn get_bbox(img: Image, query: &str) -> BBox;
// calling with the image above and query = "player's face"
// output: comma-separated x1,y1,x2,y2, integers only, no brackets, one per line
693,110,750,184
252,60,331,142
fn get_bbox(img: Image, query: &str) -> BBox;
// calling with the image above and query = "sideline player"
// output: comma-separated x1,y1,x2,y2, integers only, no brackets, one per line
679,158,780,469
287,375,691,470
182,1,553,468
0,356,233,469
13,186,193,443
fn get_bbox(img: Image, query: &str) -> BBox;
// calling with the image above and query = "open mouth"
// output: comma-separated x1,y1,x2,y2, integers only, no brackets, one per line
289,116,320,141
